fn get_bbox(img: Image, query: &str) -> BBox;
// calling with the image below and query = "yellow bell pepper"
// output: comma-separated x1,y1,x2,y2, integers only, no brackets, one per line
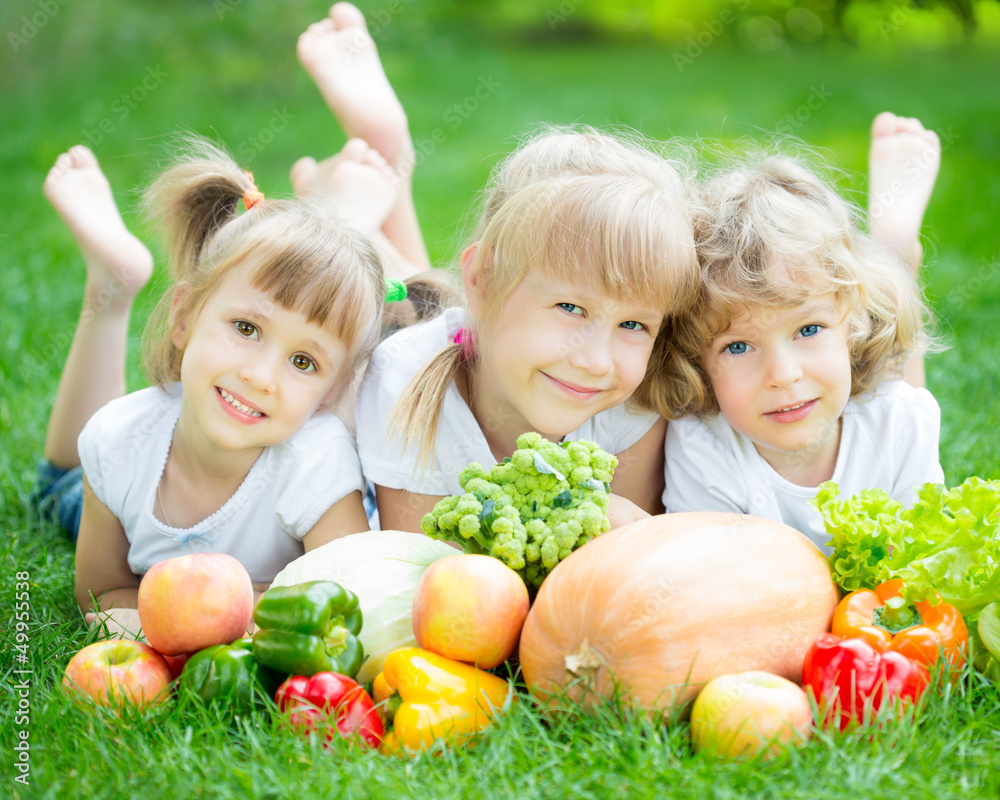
372,647,512,756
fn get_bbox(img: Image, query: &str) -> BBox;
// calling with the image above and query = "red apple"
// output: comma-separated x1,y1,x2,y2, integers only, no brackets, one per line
690,671,813,760
412,554,529,668
138,553,253,656
63,639,173,712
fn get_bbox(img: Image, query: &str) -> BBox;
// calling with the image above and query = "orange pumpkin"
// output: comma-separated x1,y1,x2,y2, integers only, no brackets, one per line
519,512,838,716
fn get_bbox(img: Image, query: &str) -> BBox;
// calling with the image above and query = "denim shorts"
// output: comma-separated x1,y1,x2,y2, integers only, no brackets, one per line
32,459,84,540
363,480,380,528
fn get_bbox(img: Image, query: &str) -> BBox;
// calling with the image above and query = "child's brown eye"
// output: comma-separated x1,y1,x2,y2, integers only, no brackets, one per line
291,354,315,373
235,320,257,338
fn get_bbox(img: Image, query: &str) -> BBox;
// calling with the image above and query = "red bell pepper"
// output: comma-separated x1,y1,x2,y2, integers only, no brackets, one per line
802,634,929,731
275,672,383,749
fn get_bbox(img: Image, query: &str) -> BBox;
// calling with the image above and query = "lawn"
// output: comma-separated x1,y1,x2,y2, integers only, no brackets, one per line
2,2,1000,798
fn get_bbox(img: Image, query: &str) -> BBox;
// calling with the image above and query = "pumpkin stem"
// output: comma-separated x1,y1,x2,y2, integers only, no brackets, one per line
565,637,602,683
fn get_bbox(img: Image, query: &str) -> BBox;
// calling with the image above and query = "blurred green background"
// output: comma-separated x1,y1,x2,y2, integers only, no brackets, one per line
2,0,1000,505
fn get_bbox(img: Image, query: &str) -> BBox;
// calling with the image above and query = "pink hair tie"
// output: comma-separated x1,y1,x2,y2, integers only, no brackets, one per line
453,327,476,361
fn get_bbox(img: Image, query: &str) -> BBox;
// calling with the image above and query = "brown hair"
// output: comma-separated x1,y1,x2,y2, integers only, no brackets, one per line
652,152,934,419
387,125,701,469
141,137,384,403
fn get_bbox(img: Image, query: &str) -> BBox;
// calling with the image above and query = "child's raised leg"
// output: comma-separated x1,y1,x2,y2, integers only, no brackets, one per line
42,146,153,468
296,2,430,271
868,111,940,273
867,112,939,389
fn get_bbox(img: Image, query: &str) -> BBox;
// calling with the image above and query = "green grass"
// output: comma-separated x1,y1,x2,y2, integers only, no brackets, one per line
3,2,1000,797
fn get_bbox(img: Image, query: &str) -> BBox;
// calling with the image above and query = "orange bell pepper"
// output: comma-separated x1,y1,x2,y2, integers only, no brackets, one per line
372,648,512,757
832,578,967,667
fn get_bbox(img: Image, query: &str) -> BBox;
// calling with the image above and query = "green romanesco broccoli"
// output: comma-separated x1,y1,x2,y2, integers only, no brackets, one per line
420,432,618,591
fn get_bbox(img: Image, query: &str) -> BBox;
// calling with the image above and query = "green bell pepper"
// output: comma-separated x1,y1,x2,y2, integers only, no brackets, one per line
251,581,365,678
179,637,281,713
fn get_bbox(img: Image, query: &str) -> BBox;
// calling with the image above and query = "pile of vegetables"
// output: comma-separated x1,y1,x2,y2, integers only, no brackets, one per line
66,458,1000,764
270,531,457,683
421,432,617,590
814,477,1000,675
181,572,512,756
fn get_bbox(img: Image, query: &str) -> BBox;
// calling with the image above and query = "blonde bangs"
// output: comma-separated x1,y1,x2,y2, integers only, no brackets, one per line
480,174,698,328
195,203,382,377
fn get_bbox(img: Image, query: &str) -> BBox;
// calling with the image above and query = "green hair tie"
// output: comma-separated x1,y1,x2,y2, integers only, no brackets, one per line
384,278,407,304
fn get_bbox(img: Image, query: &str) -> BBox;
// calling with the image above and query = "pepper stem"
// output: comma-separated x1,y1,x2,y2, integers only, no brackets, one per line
873,596,922,634
325,617,348,654
381,693,401,727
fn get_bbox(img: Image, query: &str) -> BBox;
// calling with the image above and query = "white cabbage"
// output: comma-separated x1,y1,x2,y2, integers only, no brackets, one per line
271,531,456,683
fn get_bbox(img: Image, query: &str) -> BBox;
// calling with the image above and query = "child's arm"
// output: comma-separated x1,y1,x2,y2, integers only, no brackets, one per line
375,485,444,534
609,417,667,516
74,473,143,638
302,489,371,551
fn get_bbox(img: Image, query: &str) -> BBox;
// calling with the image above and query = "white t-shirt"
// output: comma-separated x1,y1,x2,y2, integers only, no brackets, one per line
78,384,365,583
356,308,661,497
662,381,944,551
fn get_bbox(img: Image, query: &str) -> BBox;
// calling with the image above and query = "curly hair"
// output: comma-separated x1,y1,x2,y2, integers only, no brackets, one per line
648,152,933,420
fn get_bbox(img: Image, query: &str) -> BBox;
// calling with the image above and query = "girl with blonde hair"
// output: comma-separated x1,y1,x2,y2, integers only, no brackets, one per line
37,139,388,635
356,125,701,533
658,118,942,549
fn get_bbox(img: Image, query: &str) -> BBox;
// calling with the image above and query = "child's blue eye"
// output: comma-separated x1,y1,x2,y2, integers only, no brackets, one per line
235,320,258,339
799,324,821,338
620,320,646,332
290,354,316,373
558,303,583,315
724,342,748,355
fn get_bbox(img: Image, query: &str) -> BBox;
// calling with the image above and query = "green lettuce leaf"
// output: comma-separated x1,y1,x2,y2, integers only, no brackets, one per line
813,477,1000,617
812,482,905,591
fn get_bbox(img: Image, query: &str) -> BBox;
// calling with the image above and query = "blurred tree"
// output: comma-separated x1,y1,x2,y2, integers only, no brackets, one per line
419,0,997,45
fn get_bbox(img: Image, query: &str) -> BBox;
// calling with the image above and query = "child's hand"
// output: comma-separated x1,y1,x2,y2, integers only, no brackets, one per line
607,494,652,530
85,608,145,642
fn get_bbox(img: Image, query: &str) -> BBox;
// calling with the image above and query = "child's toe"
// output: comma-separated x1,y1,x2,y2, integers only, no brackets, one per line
290,156,318,192
69,145,97,168
330,2,366,30
340,138,370,161
871,111,898,138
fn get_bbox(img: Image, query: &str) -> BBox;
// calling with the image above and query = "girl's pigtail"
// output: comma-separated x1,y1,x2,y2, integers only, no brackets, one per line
385,342,467,474
143,139,255,282
378,267,462,466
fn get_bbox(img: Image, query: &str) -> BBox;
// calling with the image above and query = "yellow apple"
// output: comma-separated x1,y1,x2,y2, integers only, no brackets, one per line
690,671,813,760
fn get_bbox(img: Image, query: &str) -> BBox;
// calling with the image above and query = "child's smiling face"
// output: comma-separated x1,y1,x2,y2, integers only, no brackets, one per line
470,268,662,449
700,291,853,485
172,267,348,454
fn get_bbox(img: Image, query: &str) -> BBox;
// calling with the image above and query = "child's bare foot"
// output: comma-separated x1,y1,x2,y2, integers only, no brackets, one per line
868,112,940,269
297,3,412,175
291,138,399,232
43,146,153,306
